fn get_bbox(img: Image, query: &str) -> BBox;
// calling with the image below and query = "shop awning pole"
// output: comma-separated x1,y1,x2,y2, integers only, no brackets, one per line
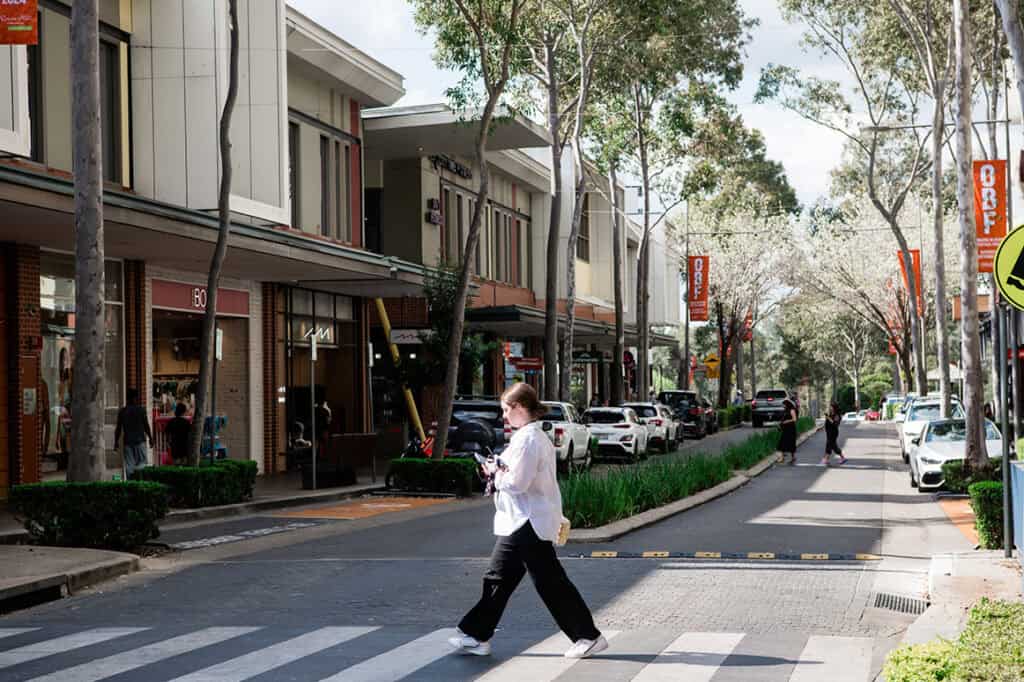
374,298,427,443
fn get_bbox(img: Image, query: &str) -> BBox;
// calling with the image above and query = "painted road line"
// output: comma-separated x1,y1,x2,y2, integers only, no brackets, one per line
801,553,830,560
789,635,873,682
630,632,745,682
475,630,621,682
590,551,617,558
169,522,321,550
747,552,775,560
575,551,882,561
855,553,882,561
319,628,456,682
0,629,38,640
169,626,376,681
0,628,148,669
642,551,670,558
28,627,261,682
694,552,721,559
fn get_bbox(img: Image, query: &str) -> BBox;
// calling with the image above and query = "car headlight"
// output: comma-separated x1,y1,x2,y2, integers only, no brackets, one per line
919,456,942,465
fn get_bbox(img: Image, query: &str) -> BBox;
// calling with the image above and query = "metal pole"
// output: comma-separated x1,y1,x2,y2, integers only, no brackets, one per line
209,327,217,466
683,202,690,390
1001,306,1013,557
996,305,1004,426
311,333,317,491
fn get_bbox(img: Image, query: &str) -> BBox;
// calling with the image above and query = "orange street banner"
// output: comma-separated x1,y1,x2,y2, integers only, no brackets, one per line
688,255,709,322
974,160,1007,273
898,249,923,318
0,0,37,45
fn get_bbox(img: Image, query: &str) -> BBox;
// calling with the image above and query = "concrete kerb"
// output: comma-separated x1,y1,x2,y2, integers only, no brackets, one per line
0,546,139,608
568,424,823,543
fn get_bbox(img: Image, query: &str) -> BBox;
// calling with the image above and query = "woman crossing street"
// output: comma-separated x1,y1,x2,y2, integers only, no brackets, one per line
822,402,847,466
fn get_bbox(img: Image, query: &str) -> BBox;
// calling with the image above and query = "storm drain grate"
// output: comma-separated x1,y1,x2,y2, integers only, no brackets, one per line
873,592,929,615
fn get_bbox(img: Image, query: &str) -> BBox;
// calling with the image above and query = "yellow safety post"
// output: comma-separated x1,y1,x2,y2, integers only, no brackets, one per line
374,298,427,443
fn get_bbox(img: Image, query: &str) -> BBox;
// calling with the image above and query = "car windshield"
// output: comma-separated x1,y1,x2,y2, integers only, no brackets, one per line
625,405,658,417
910,404,964,421
543,405,566,421
454,407,501,423
755,390,787,400
927,421,1001,442
659,392,695,408
585,411,626,424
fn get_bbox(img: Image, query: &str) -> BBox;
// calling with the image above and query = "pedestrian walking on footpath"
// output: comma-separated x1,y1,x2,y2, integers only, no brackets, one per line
821,402,846,466
449,382,608,660
776,397,798,465
114,388,153,479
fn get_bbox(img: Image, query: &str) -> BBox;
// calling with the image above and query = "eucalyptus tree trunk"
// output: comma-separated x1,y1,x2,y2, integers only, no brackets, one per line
610,164,625,405
542,33,561,401
68,0,105,482
190,0,239,465
635,85,652,399
561,166,585,402
931,85,952,417
953,0,988,469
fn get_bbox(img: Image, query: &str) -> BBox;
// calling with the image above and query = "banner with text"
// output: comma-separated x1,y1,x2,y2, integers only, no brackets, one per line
974,159,1007,273
688,255,709,322
897,249,923,318
0,0,37,45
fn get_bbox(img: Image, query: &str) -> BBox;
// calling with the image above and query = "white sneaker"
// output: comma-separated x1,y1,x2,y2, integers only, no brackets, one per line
448,629,491,656
564,634,608,659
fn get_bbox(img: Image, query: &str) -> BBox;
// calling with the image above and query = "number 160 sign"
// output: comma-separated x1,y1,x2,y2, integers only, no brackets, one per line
974,160,1007,274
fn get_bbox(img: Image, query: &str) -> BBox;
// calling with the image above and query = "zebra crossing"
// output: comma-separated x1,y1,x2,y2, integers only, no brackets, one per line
0,625,885,681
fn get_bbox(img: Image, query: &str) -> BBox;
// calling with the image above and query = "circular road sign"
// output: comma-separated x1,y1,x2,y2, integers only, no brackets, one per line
994,227,1024,310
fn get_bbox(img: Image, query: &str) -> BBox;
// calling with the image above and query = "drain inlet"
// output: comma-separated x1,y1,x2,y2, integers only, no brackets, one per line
873,592,929,615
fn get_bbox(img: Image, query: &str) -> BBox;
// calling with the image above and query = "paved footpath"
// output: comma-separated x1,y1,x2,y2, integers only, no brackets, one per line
0,423,972,681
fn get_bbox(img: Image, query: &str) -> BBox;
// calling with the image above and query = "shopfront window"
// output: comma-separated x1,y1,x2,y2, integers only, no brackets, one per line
39,253,124,468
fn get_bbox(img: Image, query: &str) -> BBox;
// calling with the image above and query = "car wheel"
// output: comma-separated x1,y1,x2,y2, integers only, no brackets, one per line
901,447,908,463
909,468,918,488
567,444,575,472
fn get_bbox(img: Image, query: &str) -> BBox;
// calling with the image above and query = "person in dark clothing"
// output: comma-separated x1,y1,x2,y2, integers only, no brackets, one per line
821,402,847,466
777,398,798,465
165,402,192,465
115,388,153,479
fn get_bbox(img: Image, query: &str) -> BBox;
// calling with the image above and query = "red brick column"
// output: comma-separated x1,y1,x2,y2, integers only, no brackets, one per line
6,244,41,485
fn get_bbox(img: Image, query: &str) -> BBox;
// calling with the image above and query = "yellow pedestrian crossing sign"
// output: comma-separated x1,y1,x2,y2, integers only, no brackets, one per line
994,227,1024,310
705,354,720,379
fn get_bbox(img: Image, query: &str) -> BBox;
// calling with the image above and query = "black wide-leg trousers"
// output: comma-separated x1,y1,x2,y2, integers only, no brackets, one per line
458,522,601,643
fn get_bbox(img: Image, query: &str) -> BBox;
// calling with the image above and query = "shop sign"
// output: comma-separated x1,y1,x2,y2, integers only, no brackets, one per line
429,154,472,179
572,350,603,364
390,329,428,345
974,160,1007,273
152,279,250,316
897,249,923,318
511,357,543,370
503,341,525,358
0,0,37,45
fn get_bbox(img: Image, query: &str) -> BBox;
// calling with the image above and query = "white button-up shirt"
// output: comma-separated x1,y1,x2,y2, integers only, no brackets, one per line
492,420,563,542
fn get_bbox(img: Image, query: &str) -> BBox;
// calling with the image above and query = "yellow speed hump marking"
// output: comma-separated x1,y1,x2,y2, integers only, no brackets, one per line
993,226,1024,310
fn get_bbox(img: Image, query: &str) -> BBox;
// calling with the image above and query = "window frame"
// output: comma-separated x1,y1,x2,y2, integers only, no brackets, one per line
576,193,590,262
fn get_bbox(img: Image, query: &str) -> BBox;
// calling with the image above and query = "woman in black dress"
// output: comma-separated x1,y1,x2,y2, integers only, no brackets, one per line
821,402,846,466
777,398,798,465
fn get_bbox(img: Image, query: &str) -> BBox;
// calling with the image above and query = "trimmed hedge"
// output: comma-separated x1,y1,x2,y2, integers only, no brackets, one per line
884,598,1024,681
10,481,169,550
386,457,479,496
941,458,1002,494
969,480,1004,549
133,459,257,508
560,455,731,528
717,404,751,428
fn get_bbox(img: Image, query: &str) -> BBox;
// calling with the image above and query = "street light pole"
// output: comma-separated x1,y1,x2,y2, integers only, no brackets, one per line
683,200,690,390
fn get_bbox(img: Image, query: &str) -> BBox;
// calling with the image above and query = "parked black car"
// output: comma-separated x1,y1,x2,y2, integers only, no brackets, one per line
657,390,709,439
449,397,508,454
751,388,789,427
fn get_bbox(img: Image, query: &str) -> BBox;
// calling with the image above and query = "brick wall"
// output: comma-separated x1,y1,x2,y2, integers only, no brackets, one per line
6,244,41,485
372,297,429,329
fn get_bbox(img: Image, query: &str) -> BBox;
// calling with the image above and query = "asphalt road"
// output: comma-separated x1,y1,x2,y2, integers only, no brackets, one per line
0,422,973,681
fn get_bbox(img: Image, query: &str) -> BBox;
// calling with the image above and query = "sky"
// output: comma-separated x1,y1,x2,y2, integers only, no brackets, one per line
288,0,851,209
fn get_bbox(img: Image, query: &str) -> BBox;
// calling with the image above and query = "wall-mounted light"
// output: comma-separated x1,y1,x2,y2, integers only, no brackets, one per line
409,353,417,359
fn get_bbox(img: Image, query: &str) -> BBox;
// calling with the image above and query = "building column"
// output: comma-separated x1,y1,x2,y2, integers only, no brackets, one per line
123,261,146,396
262,283,280,474
4,244,41,491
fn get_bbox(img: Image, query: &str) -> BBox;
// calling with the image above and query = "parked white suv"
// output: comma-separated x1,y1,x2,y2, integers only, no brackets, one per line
622,402,676,453
582,407,648,462
541,401,592,473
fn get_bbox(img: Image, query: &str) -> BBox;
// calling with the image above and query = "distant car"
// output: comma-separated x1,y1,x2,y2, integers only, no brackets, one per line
541,401,592,473
909,419,1003,491
623,402,675,453
659,404,684,444
866,409,881,421
657,390,708,438
450,397,508,454
843,411,859,422
582,407,648,462
857,410,868,421
751,389,789,427
900,400,965,462
701,399,719,433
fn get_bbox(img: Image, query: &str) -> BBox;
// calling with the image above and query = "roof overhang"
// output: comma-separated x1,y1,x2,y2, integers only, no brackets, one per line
464,305,678,349
0,163,427,298
362,104,551,161
286,7,405,108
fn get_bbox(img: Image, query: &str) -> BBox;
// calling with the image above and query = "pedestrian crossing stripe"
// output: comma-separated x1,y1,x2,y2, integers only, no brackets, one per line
0,626,885,682
580,551,882,561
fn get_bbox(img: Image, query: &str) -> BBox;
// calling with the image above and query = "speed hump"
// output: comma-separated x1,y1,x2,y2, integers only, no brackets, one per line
994,227,1024,310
